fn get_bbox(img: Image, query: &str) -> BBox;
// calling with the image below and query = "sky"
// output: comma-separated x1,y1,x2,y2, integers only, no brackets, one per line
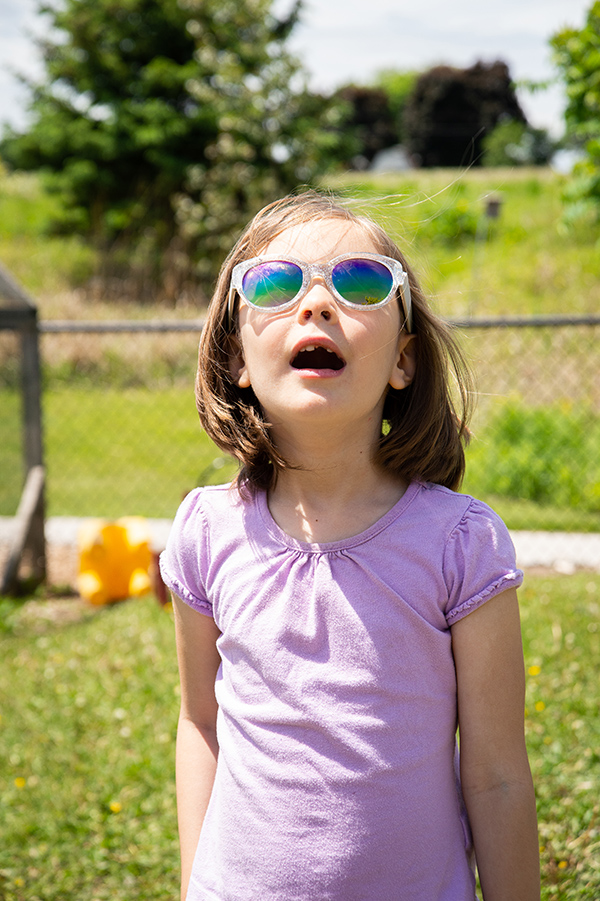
0,0,592,137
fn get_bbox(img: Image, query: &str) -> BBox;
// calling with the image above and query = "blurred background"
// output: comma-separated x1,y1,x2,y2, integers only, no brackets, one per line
1,0,599,569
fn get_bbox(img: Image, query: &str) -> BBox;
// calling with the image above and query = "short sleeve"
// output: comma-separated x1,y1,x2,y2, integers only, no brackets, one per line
443,498,523,626
159,488,214,616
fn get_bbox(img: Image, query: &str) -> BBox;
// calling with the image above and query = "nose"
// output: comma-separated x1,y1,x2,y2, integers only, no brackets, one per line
296,278,338,323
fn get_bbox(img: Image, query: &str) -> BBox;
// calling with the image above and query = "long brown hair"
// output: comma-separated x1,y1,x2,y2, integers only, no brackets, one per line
196,190,473,494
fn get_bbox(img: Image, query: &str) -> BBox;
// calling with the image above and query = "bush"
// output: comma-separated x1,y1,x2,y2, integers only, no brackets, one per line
466,401,600,512
417,198,479,243
483,120,555,167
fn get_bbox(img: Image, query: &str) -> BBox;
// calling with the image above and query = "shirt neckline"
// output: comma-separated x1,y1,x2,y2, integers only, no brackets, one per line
257,481,422,553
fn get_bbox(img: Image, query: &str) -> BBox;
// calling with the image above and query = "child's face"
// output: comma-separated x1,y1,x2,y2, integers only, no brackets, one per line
231,219,415,439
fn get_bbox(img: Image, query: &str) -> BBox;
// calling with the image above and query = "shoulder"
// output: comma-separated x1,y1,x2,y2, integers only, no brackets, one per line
413,483,523,625
170,482,244,529
159,483,252,614
410,481,507,540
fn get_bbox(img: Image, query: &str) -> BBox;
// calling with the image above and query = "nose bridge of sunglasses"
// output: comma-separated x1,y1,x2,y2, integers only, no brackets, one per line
300,265,335,301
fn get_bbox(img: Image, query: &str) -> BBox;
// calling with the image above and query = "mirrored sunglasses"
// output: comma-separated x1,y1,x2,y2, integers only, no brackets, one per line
228,253,412,332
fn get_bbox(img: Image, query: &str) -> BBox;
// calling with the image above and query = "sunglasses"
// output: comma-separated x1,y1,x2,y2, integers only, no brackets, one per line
228,253,412,332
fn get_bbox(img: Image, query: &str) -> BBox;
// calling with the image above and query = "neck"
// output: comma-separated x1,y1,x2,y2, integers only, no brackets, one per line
267,418,407,542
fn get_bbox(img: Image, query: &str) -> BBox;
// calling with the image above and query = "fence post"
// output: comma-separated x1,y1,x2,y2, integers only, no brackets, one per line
20,310,46,584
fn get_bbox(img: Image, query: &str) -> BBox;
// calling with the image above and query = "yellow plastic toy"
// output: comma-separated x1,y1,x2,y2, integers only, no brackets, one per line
77,516,153,605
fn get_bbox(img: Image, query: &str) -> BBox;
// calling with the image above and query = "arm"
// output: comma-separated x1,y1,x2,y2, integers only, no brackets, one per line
451,588,540,901
172,593,222,901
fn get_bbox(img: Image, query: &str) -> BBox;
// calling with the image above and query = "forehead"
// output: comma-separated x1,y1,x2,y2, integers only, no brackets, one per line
259,218,379,261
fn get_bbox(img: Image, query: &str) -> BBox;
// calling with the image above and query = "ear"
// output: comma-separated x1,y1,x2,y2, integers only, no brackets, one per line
388,333,416,391
227,335,251,389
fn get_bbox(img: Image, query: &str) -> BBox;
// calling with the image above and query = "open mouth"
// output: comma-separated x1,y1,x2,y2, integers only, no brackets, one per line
291,345,345,371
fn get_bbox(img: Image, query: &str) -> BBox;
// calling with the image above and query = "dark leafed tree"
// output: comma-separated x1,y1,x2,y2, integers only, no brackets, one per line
403,60,526,168
0,0,340,299
333,85,399,168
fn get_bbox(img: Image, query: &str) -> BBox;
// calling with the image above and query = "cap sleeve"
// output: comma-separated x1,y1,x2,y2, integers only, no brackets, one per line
443,498,523,626
159,488,213,616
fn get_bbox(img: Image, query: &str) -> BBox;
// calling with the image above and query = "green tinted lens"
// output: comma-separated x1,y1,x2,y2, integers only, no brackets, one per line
332,259,393,306
242,261,303,308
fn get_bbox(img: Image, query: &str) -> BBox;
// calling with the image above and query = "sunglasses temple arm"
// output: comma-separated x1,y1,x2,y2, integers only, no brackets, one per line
403,278,413,333
227,285,237,328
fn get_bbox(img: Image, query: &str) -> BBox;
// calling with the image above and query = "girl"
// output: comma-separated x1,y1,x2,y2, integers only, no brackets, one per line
160,191,540,901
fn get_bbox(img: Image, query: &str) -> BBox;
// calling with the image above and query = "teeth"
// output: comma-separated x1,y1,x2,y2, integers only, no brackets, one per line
303,345,333,353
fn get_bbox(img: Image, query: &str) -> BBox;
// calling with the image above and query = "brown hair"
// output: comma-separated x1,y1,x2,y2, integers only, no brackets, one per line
196,190,473,494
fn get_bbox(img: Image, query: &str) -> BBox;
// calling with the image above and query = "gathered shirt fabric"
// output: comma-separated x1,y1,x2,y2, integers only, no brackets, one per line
160,480,523,901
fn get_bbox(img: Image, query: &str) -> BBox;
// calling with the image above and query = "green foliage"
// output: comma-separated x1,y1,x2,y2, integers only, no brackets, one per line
331,85,398,167
373,69,419,144
0,0,338,297
416,198,479,243
465,400,600,513
551,1,600,223
483,120,555,167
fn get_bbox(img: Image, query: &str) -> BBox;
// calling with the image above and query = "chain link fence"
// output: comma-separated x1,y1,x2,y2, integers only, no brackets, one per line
1,316,600,578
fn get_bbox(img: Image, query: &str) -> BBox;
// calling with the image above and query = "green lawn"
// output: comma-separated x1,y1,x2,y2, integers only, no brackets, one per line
1,386,238,519
1,570,598,900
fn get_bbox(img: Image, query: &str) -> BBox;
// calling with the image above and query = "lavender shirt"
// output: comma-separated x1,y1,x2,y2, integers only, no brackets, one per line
160,480,523,901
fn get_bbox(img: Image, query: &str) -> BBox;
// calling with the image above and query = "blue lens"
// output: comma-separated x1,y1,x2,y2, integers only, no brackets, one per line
242,261,303,308
332,259,393,305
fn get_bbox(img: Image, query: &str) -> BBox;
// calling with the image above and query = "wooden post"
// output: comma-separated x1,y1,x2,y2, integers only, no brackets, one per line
0,466,45,595
20,311,46,583
0,263,46,591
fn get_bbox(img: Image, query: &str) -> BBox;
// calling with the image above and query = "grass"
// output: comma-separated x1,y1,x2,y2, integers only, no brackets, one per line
0,596,181,901
325,168,600,319
519,572,600,898
0,570,598,900
0,386,238,519
0,171,96,298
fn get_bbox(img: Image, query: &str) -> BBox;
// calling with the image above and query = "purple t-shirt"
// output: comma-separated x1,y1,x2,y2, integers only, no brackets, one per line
160,480,523,901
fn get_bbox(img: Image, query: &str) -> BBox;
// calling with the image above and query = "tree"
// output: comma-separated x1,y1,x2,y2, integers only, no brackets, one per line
482,120,555,167
332,85,398,168
373,69,418,146
403,61,526,168
0,0,338,299
551,1,600,223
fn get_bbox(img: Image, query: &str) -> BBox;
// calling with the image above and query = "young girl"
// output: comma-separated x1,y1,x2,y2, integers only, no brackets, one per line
160,191,540,901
